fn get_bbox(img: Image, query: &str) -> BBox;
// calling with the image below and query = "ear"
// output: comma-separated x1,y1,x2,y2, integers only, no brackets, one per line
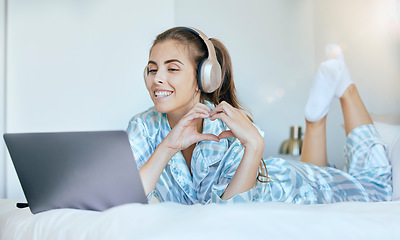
195,83,201,92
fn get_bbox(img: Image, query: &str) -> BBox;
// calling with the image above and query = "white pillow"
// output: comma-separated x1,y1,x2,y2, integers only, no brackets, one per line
374,121,400,201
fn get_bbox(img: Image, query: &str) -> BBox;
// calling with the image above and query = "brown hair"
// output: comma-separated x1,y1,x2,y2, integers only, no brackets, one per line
150,27,268,182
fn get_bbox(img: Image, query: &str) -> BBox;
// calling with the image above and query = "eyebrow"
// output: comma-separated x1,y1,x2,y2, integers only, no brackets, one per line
148,59,184,66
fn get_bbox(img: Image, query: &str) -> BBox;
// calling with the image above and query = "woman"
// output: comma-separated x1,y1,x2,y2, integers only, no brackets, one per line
127,27,392,204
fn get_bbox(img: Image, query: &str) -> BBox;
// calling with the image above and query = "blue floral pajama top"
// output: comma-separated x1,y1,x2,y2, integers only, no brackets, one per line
126,101,392,204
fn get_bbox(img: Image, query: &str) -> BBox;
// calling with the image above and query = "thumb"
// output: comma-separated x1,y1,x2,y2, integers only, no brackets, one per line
197,133,220,142
218,130,234,139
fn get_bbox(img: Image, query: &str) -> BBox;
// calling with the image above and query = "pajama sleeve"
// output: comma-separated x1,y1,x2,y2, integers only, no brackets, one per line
126,115,155,169
208,125,265,204
208,139,258,204
126,115,160,202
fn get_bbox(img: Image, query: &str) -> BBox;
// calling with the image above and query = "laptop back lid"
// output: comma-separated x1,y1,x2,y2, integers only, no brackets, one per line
3,130,147,214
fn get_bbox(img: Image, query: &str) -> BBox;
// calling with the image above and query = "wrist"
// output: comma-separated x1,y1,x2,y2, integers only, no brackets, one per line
243,135,264,153
158,140,180,157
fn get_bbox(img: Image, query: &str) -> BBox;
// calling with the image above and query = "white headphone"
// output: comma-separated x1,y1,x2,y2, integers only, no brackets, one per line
144,27,222,93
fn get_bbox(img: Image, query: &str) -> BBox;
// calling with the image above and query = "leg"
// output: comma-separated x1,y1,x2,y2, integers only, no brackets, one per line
302,45,391,201
332,52,391,201
300,116,328,167
343,114,392,201
340,84,373,135
301,44,352,167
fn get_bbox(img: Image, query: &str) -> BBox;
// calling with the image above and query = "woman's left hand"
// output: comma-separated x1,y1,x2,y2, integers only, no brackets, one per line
209,101,264,150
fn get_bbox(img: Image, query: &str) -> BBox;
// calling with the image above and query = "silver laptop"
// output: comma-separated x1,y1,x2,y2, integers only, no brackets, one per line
3,130,148,214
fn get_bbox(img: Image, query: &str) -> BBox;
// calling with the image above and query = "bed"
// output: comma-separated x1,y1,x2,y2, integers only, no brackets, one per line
1,199,400,240
1,121,399,240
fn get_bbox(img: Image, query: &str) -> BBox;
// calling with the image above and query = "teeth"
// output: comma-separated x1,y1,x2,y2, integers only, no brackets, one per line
155,91,172,97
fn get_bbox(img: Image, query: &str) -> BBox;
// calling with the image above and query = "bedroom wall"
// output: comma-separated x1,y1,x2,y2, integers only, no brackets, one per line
313,0,400,165
0,0,5,198
175,0,400,169
174,0,316,162
2,0,174,199
313,1,400,110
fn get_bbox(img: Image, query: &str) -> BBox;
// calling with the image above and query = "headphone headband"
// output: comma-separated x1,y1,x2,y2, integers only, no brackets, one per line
175,27,218,62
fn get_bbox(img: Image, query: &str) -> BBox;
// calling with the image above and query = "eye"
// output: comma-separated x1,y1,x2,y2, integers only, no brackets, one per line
148,69,157,74
168,64,180,72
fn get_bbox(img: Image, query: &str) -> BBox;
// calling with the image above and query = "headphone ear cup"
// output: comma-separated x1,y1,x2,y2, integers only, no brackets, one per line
196,59,206,92
198,59,222,93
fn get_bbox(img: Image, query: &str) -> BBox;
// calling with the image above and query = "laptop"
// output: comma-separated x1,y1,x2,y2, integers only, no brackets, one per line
3,130,148,214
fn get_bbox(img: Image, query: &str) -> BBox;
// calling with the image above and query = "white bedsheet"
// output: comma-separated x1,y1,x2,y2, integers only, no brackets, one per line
1,199,400,240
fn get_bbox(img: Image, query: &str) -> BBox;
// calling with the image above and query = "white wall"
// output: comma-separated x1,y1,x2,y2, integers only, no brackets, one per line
314,0,400,106
3,0,174,199
175,0,316,161
175,0,400,167
313,0,400,165
0,0,6,198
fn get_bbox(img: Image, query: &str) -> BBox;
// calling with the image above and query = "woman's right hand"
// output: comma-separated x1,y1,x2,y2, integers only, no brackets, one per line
164,103,220,152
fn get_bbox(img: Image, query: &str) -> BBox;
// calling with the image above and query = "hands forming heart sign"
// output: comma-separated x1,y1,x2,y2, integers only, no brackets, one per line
164,101,264,152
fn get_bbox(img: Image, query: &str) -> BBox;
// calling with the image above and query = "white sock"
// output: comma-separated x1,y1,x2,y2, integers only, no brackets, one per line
304,58,341,122
325,44,354,98
305,44,354,122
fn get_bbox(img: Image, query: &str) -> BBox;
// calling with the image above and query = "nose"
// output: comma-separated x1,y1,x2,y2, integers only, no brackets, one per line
155,77,163,84
154,70,165,85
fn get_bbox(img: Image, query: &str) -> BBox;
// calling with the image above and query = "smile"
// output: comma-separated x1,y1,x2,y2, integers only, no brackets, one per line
154,90,173,98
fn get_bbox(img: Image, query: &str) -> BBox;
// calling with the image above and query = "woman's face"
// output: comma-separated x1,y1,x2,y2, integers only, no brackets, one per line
146,40,200,117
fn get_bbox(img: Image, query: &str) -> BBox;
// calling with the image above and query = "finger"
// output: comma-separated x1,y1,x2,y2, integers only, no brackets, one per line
191,102,212,114
186,105,211,118
209,111,230,124
183,112,211,123
196,133,220,143
210,101,234,117
210,112,238,135
218,130,235,139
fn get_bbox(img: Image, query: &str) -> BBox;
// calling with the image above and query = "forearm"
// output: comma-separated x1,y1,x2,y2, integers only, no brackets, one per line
221,139,264,200
139,141,177,196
